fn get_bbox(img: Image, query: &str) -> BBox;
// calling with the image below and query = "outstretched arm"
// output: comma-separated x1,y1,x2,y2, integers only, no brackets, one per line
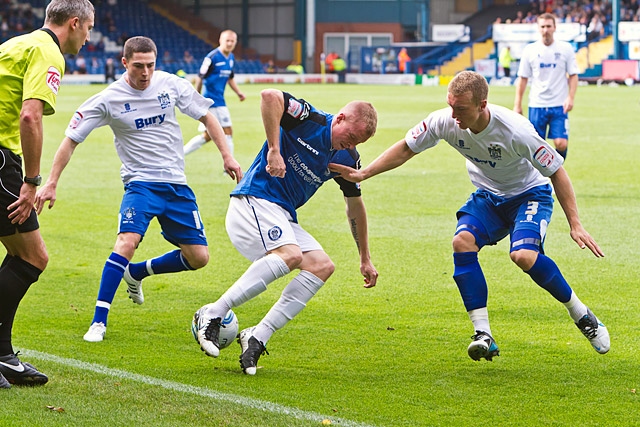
344,195,378,288
550,166,604,257
200,111,243,182
329,138,417,183
35,137,80,213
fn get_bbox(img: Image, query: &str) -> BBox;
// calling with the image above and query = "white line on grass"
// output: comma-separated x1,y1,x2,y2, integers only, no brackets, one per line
25,349,377,427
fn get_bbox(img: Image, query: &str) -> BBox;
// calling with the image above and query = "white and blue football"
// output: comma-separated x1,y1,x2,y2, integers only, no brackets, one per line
218,309,239,349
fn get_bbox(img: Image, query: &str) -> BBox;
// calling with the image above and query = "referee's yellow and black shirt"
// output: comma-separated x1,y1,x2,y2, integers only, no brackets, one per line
0,29,65,155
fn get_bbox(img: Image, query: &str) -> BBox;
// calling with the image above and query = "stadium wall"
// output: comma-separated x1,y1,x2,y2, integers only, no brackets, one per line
165,0,477,71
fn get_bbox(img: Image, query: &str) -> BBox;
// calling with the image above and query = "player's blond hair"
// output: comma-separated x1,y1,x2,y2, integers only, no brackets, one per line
344,101,377,140
448,71,489,106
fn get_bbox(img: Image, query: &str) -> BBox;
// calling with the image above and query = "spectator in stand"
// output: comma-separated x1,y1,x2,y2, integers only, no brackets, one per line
264,59,276,74
524,11,537,23
162,50,173,64
397,47,411,74
95,36,105,52
325,52,339,73
183,50,194,64
75,54,87,74
285,61,304,74
587,13,605,40
104,57,116,83
514,10,524,23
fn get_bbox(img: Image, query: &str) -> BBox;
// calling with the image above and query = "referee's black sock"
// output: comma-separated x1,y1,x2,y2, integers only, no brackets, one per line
0,256,43,355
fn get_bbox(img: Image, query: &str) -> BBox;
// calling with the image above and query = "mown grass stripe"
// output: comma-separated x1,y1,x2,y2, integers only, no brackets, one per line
25,349,377,427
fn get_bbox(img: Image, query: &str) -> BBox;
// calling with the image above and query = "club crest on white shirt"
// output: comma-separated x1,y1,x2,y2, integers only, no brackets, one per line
488,144,502,160
157,91,171,109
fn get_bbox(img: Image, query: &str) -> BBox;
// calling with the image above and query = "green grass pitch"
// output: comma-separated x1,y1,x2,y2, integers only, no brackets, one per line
2,81,639,426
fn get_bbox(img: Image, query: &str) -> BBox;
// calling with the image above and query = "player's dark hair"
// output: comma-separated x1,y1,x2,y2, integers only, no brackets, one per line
123,36,158,60
45,0,94,26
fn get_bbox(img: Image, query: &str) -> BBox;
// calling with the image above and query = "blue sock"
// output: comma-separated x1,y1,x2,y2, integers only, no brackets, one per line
127,250,193,280
453,252,488,311
525,253,572,303
93,252,129,325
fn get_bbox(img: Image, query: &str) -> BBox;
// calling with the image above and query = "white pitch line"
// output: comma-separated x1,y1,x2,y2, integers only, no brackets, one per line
24,349,378,427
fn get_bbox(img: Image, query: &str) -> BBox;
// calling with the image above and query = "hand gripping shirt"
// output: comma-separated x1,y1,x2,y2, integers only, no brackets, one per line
231,92,362,222
65,70,213,185
0,29,65,155
199,47,235,107
517,40,579,107
405,103,564,198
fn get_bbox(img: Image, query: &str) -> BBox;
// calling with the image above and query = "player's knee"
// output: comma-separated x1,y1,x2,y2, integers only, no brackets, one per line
554,139,568,151
452,230,477,253
114,232,141,258
186,250,209,270
306,254,335,281
509,249,538,271
318,257,335,277
272,244,304,270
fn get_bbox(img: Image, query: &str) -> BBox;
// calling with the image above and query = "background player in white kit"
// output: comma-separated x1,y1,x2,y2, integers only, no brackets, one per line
192,89,379,375
514,13,579,160
331,71,609,361
35,36,243,342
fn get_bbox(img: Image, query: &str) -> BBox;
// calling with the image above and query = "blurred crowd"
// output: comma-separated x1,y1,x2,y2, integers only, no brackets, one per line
497,1,640,38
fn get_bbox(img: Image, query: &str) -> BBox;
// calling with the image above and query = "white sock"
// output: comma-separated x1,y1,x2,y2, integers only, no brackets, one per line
226,134,234,157
205,254,290,318
184,134,207,155
252,270,324,344
563,292,588,323
468,307,491,336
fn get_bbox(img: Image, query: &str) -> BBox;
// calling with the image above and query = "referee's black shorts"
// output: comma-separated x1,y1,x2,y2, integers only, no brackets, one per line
0,148,40,237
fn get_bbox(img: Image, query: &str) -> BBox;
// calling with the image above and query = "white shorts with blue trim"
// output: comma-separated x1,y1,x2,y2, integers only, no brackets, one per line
225,195,322,262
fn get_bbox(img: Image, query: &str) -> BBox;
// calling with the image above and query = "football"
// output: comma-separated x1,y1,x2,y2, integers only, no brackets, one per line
218,309,239,349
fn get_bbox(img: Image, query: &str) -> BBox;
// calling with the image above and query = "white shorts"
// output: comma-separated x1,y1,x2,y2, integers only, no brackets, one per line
225,195,323,262
198,106,232,132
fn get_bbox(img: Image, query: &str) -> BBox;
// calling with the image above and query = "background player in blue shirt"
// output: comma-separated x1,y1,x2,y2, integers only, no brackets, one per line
193,89,379,375
184,30,245,156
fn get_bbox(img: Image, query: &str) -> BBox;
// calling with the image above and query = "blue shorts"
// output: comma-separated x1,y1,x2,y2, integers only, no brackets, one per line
118,181,207,246
455,185,554,253
528,106,568,140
